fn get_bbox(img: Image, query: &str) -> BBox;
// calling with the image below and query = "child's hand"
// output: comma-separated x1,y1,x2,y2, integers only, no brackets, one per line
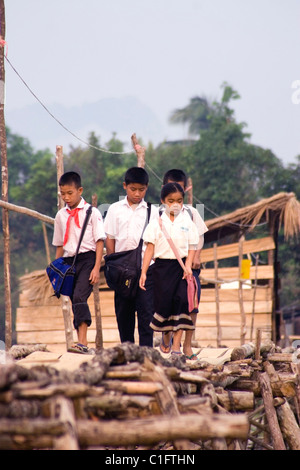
139,273,147,291
89,267,100,285
183,264,193,279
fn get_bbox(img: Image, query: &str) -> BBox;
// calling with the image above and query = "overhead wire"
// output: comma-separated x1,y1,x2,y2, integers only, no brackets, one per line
5,55,267,230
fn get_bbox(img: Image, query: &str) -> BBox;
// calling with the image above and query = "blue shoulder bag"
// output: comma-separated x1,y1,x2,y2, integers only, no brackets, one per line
46,205,93,298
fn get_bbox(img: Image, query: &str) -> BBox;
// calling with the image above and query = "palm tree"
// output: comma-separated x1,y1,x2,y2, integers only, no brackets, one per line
169,96,212,136
169,83,241,137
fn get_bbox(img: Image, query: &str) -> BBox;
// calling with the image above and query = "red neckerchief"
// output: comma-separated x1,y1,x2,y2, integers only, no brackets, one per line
63,207,81,246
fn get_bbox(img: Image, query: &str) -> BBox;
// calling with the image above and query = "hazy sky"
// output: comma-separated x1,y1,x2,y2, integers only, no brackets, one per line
4,0,300,164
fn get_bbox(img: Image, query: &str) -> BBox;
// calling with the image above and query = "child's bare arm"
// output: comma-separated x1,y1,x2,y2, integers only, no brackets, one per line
55,246,64,259
184,248,195,278
139,243,154,291
105,236,115,255
89,240,104,285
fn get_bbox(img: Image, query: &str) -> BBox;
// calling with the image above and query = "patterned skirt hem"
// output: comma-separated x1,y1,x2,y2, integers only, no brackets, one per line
150,312,195,332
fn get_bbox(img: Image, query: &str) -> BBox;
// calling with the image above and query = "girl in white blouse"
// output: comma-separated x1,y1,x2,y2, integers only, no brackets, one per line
139,183,199,357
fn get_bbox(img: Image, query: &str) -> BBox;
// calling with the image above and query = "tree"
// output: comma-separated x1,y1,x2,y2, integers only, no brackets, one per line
169,82,242,137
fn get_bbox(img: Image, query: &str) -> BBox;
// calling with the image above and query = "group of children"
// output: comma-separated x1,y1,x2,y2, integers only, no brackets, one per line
52,167,208,358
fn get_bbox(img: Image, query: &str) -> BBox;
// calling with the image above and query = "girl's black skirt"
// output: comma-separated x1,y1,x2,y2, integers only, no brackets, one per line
150,258,195,332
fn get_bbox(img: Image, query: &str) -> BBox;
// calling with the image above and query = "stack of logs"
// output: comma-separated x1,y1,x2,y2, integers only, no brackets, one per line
0,341,300,450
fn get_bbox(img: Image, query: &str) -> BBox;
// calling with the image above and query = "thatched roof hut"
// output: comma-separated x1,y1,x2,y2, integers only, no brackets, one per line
205,192,300,243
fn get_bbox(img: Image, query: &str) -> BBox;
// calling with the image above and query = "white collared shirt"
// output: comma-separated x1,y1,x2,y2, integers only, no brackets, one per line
143,209,199,259
52,198,106,257
104,197,159,253
184,205,208,250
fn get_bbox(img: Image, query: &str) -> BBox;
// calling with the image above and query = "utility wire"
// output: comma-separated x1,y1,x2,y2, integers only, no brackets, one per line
5,55,267,230
5,56,133,155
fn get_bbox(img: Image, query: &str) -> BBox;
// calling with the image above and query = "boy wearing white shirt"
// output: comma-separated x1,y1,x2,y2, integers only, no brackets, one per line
104,167,158,347
52,172,106,354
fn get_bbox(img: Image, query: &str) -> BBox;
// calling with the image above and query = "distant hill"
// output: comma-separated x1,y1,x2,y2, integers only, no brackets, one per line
5,96,172,152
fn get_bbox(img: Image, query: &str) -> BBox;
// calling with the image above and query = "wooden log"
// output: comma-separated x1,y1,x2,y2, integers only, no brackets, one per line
0,199,54,224
0,364,22,390
8,343,48,360
0,5,12,351
131,133,145,168
76,413,249,447
263,360,297,398
231,339,274,361
231,374,297,398
0,418,68,450
258,372,286,450
268,352,300,363
141,358,193,450
216,389,254,411
47,396,79,450
276,399,300,450
102,380,163,395
85,394,157,419
14,383,105,400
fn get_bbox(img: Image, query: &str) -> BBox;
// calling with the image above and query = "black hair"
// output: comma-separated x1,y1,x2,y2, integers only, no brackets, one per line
161,182,185,201
59,171,82,189
163,169,187,188
124,167,149,186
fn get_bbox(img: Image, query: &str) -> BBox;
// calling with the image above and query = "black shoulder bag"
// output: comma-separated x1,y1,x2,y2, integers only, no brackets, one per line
104,203,151,299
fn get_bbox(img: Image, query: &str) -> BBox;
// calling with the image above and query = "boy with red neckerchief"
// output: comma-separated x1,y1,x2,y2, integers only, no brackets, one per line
52,171,106,354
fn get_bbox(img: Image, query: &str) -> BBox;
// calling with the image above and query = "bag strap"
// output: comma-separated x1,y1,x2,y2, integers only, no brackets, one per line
158,216,187,275
138,202,151,246
71,205,93,267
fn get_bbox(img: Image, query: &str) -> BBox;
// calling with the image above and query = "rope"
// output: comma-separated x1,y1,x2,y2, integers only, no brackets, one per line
5,56,134,155
4,55,268,230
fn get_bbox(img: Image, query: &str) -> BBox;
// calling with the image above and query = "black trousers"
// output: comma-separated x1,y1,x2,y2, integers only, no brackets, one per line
65,251,96,330
114,265,154,347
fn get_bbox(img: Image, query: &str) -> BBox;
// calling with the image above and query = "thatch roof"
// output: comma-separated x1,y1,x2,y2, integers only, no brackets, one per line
205,192,300,243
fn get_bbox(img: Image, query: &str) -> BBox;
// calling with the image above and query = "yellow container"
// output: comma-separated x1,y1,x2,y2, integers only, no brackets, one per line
241,259,251,279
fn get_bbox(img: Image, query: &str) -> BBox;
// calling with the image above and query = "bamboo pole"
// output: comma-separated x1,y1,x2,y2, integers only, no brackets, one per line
186,177,193,205
0,200,54,224
55,145,74,350
92,194,103,351
238,236,246,345
131,133,145,168
258,372,286,450
250,254,259,342
42,222,51,265
214,243,221,347
0,1,12,351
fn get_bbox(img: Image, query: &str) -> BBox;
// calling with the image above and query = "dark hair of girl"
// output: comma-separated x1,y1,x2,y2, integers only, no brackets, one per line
160,182,185,201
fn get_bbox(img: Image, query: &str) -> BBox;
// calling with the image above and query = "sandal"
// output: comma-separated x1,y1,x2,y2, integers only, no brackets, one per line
184,350,200,361
160,332,173,354
185,353,199,361
68,343,90,355
171,350,183,356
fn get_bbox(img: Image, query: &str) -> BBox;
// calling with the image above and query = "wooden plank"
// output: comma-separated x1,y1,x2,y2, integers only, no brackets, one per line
201,237,275,263
17,327,123,345
196,313,272,328
200,287,272,302
201,265,274,282
16,314,120,332
194,326,272,343
198,300,272,315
